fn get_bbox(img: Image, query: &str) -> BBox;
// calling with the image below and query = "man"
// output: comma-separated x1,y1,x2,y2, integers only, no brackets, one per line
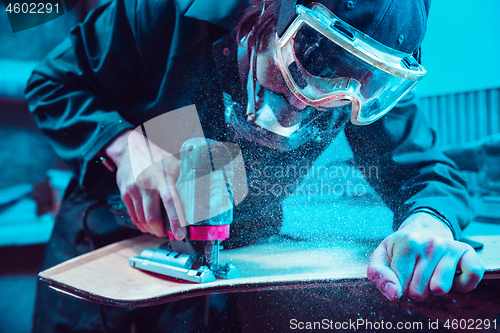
26,0,484,331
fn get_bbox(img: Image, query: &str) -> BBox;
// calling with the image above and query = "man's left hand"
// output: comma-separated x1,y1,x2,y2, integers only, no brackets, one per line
367,213,485,301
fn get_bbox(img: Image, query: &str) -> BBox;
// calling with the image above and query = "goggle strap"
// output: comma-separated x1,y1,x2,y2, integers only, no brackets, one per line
275,0,299,37
245,48,256,118
413,47,422,65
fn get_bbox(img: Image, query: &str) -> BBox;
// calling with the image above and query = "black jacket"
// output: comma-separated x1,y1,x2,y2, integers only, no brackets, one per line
25,0,471,240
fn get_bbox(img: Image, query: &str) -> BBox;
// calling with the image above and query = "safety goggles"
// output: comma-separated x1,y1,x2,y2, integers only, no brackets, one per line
275,3,426,125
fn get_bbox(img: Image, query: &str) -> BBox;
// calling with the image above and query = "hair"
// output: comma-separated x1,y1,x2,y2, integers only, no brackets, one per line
235,0,276,52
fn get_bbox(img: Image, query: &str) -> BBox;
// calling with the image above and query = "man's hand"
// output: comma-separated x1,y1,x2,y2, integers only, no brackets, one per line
105,129,187,239
367,213,485,301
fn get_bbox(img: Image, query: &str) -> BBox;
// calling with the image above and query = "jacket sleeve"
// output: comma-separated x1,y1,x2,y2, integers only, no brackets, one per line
25,0,176,190
344,93,472,240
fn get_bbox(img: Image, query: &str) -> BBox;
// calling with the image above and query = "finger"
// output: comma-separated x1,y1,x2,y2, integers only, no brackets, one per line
453,248,485,293
122,192,147,233
407,257,443,301
390,235,423,296
407,239,446,300
429,245,466,295
142,190,167,237
407,258,430,301
367,240,402,300
157,156,186,239
131,191,154,234
159,183,186,240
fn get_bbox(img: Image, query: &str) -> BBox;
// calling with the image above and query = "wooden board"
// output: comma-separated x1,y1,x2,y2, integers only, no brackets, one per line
39,235,500,307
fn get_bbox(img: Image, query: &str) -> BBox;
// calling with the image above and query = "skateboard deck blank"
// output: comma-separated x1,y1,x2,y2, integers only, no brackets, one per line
39,234,500,306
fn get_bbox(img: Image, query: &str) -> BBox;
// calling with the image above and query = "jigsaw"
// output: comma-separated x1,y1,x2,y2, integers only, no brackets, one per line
108,138,241,283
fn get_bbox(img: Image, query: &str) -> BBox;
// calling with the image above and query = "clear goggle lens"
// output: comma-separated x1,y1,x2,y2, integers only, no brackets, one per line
275,5,425,125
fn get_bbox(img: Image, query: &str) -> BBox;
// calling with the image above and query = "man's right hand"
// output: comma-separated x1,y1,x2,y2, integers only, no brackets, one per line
105,129,187,239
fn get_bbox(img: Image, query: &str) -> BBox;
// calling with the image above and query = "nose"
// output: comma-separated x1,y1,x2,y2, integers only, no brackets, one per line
255,47,309,111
